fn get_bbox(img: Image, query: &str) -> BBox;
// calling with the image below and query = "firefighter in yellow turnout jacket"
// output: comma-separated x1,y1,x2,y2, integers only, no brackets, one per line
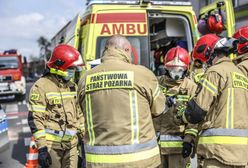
182,34,248,167
28,44,85,168
233,26,248,76
78,35,166,168
155,47,198,168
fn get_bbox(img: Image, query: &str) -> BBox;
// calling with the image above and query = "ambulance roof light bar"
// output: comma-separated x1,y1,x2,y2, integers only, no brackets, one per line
86,0,140,6
86,0,191,6
150,0,191,6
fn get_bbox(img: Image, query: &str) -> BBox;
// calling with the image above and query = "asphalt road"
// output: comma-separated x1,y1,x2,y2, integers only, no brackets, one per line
0,82,33,168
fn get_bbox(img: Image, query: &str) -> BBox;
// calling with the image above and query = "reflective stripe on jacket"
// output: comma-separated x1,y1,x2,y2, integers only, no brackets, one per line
199,128,248,145
33,128,77,142
159,135,183,148
85,139,159,163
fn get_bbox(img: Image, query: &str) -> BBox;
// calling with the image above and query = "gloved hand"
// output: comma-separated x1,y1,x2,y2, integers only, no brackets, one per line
77,130,85,140
38,146,52,168
166,96,176,108
182,140,196,159
172,104,185,125
182,142,193,158
176,104,186,117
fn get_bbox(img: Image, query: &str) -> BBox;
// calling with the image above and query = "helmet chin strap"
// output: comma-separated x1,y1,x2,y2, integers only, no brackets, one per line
50,68,68,77
207,52,217,66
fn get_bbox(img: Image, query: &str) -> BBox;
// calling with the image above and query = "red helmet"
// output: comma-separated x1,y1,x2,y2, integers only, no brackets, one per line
233,26,248,55
192,34,220,63
164,46,190,68
207,13,224,34
47,44,80,71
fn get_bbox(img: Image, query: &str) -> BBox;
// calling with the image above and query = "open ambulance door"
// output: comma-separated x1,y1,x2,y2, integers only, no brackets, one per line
63,14,81,50
51,14,81,50
199,0,235,37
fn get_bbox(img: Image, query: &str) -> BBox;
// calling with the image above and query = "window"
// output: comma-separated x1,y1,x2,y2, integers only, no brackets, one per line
238,0,248,6
96,36,149,68
0,56,19,70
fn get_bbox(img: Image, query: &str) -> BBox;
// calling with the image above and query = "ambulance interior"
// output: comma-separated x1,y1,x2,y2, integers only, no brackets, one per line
148,13,193,76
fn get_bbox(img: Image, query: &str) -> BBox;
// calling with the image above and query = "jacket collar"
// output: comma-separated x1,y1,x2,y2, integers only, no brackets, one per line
101,47,132,63
162,75,183,88
214,56,232,65
241,52,248,61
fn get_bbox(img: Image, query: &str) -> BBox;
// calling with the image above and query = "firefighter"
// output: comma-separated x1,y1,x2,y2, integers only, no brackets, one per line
28,44,85,168
233,26,248,76
77,35,166,168
180,34,248,167
155,46,198,168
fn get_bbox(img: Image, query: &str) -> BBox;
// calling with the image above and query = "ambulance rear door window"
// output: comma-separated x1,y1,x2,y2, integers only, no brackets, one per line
148,13,193,76
96,36,149,68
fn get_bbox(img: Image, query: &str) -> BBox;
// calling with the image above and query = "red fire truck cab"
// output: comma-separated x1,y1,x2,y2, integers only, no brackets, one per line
0,49,26,101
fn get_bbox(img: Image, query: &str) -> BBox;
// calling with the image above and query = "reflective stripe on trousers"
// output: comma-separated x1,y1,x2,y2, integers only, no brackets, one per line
199,128,248,145
85,139,159,163
159,135,183,148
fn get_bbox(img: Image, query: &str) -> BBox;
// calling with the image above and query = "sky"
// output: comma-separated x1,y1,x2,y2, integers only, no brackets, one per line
0,0,86,60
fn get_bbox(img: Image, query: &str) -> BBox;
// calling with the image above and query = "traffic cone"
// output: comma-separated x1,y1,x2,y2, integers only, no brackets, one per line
24,136,38,168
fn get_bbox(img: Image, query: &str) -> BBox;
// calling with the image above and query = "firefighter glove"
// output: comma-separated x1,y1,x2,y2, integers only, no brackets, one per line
166,96,176,108
176,104,186,117
173,104,186,125
182,142,193,158
38,146,52,168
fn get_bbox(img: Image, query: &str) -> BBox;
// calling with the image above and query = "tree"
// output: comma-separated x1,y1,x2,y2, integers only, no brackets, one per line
37,36,51,62
29,54,40,62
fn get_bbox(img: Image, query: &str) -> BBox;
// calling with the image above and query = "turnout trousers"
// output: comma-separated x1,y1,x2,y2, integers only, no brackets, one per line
198,158,248,168
159,154,191,168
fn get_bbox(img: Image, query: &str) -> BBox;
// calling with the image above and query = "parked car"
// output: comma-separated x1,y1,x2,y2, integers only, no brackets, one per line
0,105,9,152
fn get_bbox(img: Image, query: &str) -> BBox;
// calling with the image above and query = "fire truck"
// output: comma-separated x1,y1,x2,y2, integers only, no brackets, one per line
51,0,235,74
0,49,26,101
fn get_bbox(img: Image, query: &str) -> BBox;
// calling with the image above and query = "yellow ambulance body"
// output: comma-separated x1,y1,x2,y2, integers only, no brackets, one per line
51,0,235,73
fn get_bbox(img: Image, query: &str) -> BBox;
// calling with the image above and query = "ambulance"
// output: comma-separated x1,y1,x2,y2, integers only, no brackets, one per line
51,0,235,75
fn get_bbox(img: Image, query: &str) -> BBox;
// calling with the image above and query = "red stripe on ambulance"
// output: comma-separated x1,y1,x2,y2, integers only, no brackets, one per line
96,13,146,23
